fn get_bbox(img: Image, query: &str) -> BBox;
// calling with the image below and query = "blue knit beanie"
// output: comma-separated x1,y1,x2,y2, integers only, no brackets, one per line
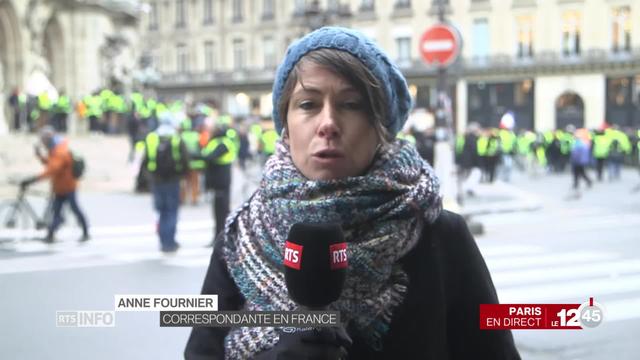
272,26,413,136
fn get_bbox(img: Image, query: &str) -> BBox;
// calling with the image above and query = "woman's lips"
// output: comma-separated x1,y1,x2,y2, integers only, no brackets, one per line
312,149,344,158
311,149,345,166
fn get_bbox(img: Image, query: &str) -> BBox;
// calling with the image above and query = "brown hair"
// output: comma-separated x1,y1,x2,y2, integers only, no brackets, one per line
277,49,392,144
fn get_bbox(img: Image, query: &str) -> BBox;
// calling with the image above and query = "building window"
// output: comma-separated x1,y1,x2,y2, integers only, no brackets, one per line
395,0,411,9
395,37,411,65
516,15,534,58
472,18,490,60
203,0,214,24
263,0,274,20
360,0,374,12
612,6,631,53
204,41,215,71
232,0,243,22
263,36,276,68
177,44,189,73
233,39,246,70
176,0,186,28
293,0,305,16
148,2,159,30
328,0,343,13
562,10,581,56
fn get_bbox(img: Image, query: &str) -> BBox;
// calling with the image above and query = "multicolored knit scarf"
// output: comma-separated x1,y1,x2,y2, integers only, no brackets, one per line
222,139,442,359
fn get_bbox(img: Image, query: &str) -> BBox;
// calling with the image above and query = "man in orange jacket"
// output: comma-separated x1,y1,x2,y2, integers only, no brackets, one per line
21,126,90,243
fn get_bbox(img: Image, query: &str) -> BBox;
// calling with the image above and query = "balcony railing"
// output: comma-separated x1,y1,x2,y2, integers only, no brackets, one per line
159,67,278,87
157,49,640,87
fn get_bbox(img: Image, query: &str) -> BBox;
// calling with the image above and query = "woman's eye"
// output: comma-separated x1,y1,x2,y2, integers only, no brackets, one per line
298,101,315,110
343,101,364,110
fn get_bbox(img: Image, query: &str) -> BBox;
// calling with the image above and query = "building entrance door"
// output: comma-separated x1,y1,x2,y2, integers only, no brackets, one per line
555,91,584,129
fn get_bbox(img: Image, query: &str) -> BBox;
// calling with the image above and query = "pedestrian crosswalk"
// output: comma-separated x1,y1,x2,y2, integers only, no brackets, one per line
2,217,640,326
481,243,640,324
0,219,217,274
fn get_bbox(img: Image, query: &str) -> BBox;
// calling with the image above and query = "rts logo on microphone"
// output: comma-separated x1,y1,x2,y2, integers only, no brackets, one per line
330,243,348,270
284,241,303,270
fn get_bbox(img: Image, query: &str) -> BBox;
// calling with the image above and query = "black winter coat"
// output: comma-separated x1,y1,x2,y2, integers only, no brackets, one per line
184,210,521,360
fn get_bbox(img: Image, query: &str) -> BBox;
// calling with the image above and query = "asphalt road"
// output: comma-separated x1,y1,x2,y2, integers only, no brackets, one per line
1,139,640,359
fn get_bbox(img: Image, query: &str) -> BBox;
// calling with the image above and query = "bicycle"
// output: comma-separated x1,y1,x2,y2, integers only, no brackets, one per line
0,180,52,241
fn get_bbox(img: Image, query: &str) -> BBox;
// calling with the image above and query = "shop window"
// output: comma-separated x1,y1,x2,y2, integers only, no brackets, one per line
608,78,630,106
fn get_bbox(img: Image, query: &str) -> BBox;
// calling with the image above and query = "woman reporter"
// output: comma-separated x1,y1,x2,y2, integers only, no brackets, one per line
185,27,520,360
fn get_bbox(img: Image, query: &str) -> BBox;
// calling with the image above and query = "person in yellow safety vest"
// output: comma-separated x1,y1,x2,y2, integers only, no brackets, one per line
498,128,516,182
180,118,206,205
604,126,631,181
84,94,104,132
455,133,465,157
477,129,500,183
516,130,536,172
140,113,190,252
52,91,71,132
202,125,237,244
592,129,612,181
556,129,573,172
37,91,52,129
260,128,279,165
106,93,127,134
225,127,241,155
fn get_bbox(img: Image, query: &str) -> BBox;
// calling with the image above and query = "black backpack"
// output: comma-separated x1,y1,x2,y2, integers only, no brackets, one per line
154,137,180,178
70,151,86,179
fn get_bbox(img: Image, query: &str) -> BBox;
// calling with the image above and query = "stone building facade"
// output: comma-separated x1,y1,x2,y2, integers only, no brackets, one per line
140,0,640,131
0,0,141,133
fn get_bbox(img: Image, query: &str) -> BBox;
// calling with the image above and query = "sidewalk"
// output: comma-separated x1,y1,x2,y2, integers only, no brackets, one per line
0,133,135,198
0,133,548,218
460,181,543,217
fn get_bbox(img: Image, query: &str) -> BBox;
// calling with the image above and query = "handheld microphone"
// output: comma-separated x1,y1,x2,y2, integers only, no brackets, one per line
284,222,347,309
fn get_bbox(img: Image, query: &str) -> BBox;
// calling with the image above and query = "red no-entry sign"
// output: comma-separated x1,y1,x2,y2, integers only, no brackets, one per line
419,24,461,67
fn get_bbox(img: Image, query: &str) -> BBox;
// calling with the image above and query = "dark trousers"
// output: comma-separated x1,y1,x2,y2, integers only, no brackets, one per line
48,192,89,238
212,188,230,237
13,111,21,131
486,156,498,183
595,158,606,181
52,113,68,132
152,181,181,251
572,165,592,190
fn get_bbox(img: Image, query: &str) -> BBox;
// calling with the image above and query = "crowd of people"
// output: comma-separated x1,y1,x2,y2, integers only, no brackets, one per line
11,25,640,359
395,116,640,197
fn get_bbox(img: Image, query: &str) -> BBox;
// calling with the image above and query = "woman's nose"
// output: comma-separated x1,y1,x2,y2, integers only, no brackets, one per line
316,103,340,139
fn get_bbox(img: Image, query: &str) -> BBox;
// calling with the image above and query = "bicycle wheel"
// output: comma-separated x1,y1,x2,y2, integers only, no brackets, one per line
0,201,37,241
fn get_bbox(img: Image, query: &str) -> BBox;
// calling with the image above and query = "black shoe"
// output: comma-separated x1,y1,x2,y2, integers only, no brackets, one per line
43,235,54,244
79,234,90,242
161,244,180,253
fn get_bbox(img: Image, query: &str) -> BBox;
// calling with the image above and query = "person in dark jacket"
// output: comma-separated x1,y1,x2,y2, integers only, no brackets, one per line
185,27,520,360
141,113,190,252
202,124,236,244
570,135,592,192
